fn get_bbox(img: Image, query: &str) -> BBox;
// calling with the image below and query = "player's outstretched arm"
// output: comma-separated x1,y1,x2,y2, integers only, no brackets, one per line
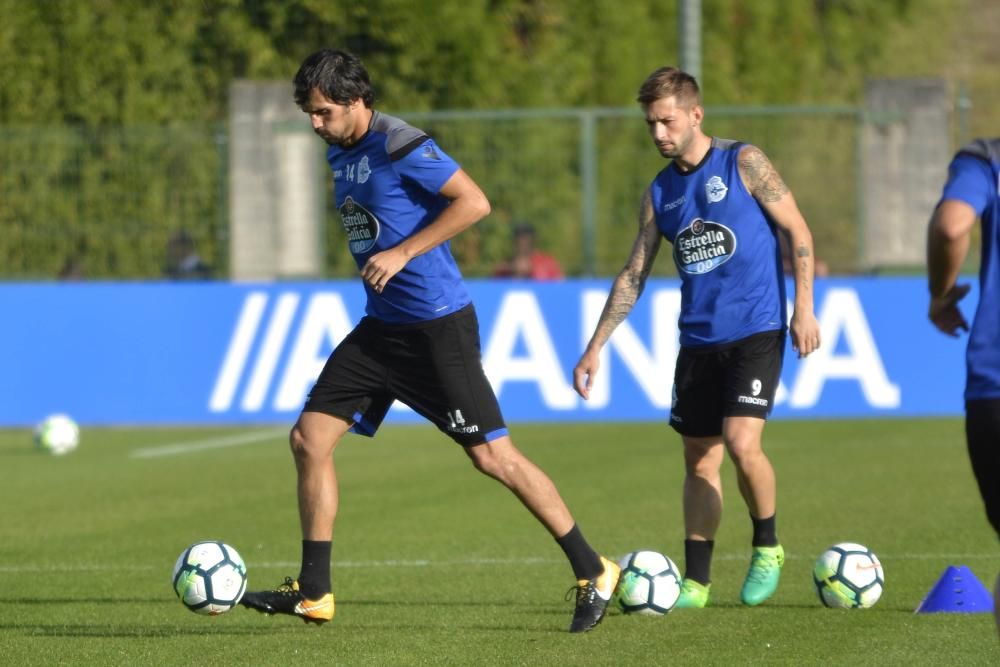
927,199,976,336
574,188,662,399
361,169,489,293
738,144,820,358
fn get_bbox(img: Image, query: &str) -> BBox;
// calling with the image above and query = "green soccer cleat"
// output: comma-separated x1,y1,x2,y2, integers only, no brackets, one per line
741,545,785,606
674,578,711,609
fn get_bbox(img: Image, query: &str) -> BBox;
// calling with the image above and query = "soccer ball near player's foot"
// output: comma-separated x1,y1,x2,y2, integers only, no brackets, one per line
813,542,884,609
615,550,682,615
33,413,80,455
172,541,248,615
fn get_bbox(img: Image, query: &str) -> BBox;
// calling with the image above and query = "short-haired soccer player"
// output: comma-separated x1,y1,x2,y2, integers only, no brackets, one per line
574,66,821,608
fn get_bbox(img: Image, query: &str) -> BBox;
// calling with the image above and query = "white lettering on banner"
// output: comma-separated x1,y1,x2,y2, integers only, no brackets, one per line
241,293,300,411
210,292,268,412
788,288,900,408
273,294,354,411
207,285,900,417
482,291,577,408
209,292,353,413
581,289,680,409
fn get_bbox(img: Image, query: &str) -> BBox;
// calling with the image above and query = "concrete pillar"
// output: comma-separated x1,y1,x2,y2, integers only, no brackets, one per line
861,79,950,270
229,81,324,280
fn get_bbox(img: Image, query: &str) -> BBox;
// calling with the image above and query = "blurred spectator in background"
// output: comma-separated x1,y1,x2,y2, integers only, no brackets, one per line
164,230,212,280
58,255,86,281
493,222,564,280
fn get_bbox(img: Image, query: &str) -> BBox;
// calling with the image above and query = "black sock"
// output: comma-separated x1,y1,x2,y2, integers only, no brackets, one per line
297,540,332,598
684,539,714,585
751,513,778,547
555,524,603,581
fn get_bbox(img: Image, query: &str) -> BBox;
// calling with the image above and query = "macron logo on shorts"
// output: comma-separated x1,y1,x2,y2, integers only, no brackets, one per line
446,409,480,435
738,378,768,406
737,395,769,407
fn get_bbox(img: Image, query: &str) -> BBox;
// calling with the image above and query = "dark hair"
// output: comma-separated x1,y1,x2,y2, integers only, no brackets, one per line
293,49,375,108
636,67,701,108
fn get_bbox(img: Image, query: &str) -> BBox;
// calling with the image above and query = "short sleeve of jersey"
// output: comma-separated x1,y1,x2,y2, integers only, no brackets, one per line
941,153,994,217
392,138,460,194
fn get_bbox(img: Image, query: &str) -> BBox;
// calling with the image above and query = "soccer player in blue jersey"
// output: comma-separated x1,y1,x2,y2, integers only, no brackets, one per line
574,66,821,608
239,48,620,633
927,138,1000,636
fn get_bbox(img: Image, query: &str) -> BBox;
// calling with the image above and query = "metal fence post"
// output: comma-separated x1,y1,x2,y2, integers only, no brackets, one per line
579,110,597,276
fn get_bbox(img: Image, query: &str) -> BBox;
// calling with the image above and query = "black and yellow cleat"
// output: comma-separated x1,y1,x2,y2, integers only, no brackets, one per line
567,556,621,633
240,577,334,625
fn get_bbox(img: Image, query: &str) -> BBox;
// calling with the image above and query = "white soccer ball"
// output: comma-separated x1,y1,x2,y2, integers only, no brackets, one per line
615,550,682,615
172,541,248,615
34,414,80,455
813,542,884,609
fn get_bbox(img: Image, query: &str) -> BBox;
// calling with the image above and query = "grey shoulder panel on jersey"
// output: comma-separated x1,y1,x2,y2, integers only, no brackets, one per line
370,110,430,161
958,138,1000,163
712,137,745,152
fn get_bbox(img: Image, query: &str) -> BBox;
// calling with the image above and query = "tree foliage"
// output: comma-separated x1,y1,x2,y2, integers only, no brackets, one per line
0,0,973,278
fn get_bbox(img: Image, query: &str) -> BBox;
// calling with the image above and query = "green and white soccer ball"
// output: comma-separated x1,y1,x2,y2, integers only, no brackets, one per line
615,550,682,615
813,542,884,609
33,413,80,455
172,541,248,615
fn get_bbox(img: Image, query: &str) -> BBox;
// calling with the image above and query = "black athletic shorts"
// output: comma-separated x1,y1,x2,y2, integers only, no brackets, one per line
303,303,508,446
966,398,1000,540
668,330,785,437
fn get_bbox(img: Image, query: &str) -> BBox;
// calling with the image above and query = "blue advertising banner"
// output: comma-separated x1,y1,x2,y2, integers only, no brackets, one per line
0,278,971,426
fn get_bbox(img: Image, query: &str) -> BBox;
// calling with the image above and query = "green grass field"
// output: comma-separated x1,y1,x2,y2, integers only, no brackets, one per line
2,419,997,665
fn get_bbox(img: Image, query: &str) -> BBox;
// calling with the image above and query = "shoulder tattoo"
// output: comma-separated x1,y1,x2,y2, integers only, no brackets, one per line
739,146,790,203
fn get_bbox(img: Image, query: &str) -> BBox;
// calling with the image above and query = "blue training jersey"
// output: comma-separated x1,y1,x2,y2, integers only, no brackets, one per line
939,138,1000,400
650,137,787,347
327,110,471,323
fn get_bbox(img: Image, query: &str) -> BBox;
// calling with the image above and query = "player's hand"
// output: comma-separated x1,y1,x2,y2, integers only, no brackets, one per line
929,283,971,336
361,248,409,293
789,309,821,359
573,348,601,400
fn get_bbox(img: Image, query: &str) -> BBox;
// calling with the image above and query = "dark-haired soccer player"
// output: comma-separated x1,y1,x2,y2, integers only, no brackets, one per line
574,66,820,608
239,48,619,633
927,137,1000,637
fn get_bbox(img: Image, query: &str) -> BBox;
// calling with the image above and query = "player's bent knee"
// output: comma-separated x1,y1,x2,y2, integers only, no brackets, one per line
466,440,521,482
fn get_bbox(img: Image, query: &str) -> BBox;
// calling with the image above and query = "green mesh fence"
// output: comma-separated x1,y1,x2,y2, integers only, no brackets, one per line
0,107,861,280
0,124,227,280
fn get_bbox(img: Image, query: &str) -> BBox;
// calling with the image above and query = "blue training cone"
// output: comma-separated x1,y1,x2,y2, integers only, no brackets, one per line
915,565,995,613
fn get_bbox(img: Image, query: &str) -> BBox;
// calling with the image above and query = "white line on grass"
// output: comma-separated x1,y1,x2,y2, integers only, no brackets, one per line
129,428,286,459
2,552,996,574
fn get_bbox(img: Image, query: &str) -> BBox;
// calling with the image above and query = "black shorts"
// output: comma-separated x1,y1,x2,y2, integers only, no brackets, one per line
668,330,785,437
966,398,1000,540
304,303,507,446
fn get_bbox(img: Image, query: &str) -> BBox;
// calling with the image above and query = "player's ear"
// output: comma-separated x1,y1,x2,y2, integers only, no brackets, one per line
690,104,704,128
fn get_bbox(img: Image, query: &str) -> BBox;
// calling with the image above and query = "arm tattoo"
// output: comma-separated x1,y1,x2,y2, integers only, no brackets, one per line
592,194,660,345
739,146,790,203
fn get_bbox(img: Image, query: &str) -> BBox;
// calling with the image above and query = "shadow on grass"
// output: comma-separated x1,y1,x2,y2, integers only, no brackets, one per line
6,624,277,638
343,598,554,610
0,597,168,605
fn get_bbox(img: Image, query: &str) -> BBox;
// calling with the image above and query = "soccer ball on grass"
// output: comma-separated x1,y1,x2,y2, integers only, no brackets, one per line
34,413,80,455
615,550,682,615
172,541,248,615
813,542,884,609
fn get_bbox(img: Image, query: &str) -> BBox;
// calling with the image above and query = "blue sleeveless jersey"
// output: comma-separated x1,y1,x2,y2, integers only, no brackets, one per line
326,110,471,323
650,137,786,347
940,138,1000,400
